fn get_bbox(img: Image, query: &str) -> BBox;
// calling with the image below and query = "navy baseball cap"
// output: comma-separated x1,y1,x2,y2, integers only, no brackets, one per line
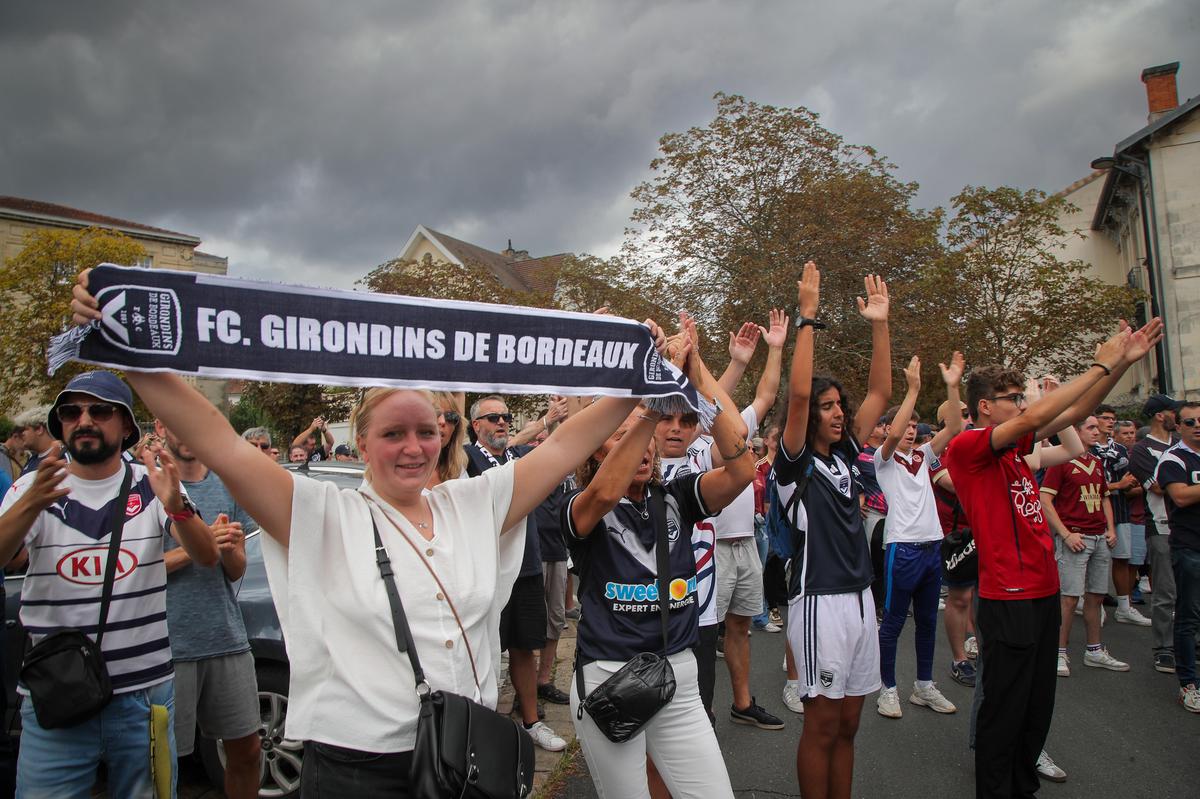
1142,393,1179,418
48,371,140,450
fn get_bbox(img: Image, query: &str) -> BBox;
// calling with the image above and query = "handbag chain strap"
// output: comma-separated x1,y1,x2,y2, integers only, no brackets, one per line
96,465,133,648
364,498,483,696
647,484,671,653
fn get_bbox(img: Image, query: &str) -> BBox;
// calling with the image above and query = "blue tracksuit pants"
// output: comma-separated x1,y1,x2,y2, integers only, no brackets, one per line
879,540,943,687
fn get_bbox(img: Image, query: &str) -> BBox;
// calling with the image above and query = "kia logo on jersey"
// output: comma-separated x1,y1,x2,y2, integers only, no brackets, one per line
125,494,143,516
56,546,139,585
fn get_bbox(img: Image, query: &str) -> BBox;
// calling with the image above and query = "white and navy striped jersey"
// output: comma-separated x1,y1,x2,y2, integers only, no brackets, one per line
2,463,177,694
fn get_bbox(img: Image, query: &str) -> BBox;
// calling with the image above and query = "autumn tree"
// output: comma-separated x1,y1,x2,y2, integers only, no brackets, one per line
623,92,945,409
916,186,1140,379
237,382,357,447
0,227,146,409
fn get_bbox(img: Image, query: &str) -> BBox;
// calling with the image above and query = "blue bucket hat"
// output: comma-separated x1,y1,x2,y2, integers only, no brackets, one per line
48,371,140,450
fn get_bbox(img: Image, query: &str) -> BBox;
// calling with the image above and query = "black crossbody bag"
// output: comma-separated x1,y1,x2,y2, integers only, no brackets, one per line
940,496,977,582
575,484,678,743
20,465,132,729
368,510,534,799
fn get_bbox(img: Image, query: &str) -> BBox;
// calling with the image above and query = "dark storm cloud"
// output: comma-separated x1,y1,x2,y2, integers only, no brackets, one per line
1,0,1195,287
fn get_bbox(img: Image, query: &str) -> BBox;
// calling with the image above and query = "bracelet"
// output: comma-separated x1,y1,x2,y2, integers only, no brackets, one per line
720,441,749,460
1090,362,1113,376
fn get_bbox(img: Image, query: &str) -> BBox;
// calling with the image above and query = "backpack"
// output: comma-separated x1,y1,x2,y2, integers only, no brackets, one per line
765,460,814,560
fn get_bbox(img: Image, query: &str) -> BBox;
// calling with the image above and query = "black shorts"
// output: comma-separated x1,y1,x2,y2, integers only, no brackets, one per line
500,573,548,652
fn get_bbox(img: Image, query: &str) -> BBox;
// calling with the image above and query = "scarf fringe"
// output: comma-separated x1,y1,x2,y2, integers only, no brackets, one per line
47,323,96,376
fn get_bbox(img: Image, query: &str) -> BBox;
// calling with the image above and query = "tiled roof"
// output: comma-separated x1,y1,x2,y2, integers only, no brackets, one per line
424,227,529,292
510,254,569,294
0,195,199,243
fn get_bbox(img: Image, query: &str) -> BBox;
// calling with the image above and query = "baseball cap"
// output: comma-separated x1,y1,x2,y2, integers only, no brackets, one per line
333,444,352,456
916,423,933,438
1142,394,1179,417
48,371,139,450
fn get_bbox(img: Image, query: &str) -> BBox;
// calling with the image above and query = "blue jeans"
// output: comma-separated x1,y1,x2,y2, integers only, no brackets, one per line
752,520,770,627
878,541,942,687
1172,547,1200,687
17,679,176,799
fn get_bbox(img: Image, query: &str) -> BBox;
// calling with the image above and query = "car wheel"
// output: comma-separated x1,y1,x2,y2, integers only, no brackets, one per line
198,663,302,798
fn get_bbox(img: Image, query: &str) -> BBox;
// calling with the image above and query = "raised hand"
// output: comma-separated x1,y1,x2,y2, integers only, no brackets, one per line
759,308,790,349
679,313,709,390
939,351,965,387
1041,374,1060,394
903,355,921,393
797,261,820,318
141,444,186,515
1121,317,1164,364
26,444,70,511
1025,377,1043,406
71,270,101,325
856,274,890,323
643,319,668,359
727,322,760,365
1094,327,1132,371
545,396,570,425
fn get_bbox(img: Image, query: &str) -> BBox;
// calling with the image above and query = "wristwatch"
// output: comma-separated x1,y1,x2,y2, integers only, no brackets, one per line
166,495,197,522
795,316,827,330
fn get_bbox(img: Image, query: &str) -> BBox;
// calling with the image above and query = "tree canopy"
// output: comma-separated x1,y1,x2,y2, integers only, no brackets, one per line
0,227,145,410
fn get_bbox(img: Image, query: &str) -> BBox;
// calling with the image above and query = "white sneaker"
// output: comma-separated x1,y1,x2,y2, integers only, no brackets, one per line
876,686,903,718
1180,684,1200,713
782,683,805,714
1083,647,1130,672
1057,652,1071,677
526,721,566,752
1138,576,1151,594
1113,607,1152,626
909,682,956,714
964,636,979,660
756,622,783,633
1036,750,1067,782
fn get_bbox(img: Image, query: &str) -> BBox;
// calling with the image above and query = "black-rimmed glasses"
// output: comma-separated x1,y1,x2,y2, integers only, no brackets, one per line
987,393,1027,406
474,413,513,425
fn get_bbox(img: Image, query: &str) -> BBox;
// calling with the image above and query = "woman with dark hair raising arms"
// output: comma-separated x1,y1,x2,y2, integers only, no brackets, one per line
564,316,755,798
778,264,892,799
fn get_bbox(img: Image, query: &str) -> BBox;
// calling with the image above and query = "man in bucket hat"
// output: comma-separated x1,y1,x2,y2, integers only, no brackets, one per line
0,370,219,798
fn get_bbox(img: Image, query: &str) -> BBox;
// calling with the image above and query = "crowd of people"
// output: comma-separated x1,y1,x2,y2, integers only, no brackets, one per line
0,264,1192,799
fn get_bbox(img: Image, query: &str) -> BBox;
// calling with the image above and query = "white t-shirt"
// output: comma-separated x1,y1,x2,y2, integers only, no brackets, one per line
262,463,526,752
691,405,758,541
873,443,942,544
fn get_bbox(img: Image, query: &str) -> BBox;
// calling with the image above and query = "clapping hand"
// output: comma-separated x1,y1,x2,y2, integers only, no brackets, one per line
727,323,760,365
856,274,889,323
760,308,790,349
939,351,965,387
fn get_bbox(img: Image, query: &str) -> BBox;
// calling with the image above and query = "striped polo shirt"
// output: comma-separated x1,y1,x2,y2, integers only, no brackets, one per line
2,463,176,694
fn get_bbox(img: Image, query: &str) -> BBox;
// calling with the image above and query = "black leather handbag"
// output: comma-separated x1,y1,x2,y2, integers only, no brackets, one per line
20,466,132,729
369,511,534,799
575,485,677,743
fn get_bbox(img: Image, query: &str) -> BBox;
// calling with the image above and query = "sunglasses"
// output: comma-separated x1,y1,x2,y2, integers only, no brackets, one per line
441,410,461,425
254,442,271,451
1181,418,1199,428
474,413,513,425
56,402,119,424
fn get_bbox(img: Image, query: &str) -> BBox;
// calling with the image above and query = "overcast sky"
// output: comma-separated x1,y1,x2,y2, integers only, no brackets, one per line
2,0,1195,289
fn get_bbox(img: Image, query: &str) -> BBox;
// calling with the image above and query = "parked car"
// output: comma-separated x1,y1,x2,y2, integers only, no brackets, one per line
3,460,366,798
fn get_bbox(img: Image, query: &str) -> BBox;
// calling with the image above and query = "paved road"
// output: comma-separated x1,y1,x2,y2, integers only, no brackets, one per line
559,598,1200,798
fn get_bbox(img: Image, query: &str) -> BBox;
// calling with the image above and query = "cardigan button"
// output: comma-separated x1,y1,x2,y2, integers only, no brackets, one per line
444,640,454,649
426,548,434,557
436,592,444,601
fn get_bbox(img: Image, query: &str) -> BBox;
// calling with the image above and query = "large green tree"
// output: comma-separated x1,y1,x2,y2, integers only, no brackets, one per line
916,186,1140,379
623,92,946,407
0,227,145,409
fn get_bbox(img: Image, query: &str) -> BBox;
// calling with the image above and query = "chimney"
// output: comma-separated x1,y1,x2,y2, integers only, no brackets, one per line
500,239,531,261
1141,62,1180,122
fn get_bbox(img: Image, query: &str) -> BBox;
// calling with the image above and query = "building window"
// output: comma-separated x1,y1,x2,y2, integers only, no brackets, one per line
135,255,154,268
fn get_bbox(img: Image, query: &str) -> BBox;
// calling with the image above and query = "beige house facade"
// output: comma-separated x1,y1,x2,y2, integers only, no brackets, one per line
1051,62,1198,402
0,195,230,410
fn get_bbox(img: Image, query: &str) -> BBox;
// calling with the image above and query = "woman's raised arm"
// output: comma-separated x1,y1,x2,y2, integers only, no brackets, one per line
72,273,296,544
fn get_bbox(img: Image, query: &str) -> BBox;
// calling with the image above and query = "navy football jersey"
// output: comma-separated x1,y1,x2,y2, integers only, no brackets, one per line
563,474,712,663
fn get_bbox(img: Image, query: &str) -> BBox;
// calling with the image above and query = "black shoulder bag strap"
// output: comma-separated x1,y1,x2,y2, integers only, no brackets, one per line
369,516,428,691
647,484,671,654
96,465,133,648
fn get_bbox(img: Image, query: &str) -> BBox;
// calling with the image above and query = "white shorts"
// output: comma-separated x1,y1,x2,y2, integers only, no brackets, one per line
786,588,881,700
